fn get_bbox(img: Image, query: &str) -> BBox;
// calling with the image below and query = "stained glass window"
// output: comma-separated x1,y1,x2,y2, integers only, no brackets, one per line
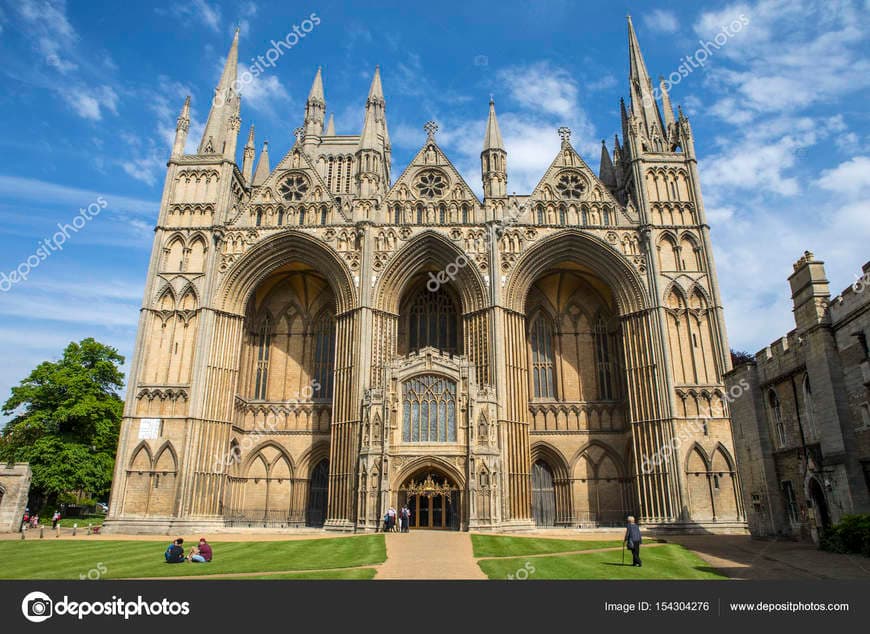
402,375,457,442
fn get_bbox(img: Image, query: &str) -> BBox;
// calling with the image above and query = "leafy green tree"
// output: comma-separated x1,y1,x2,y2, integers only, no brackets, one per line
0,338,124,507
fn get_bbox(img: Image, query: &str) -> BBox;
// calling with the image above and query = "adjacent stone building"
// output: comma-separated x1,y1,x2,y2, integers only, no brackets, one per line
0,463,31,532
106,18,746,533
726,253,870,541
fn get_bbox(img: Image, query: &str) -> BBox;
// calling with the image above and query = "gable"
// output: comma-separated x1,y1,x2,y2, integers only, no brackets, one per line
530,143,627,217
388,139,480,205
230,144,351,226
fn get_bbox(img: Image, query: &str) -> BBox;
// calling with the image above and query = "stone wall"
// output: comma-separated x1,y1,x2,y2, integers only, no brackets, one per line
0,463,31,532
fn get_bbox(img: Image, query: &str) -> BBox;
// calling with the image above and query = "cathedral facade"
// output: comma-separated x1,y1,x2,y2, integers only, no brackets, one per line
106,18,746,533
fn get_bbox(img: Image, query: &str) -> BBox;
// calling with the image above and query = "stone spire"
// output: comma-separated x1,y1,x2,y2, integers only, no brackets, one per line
324,113,335,136
481,98,507,198
659,76,676,129
626,16,664,141
303,67,325,150
252,141,270,187
599,139,617,190
242,125,256,184
171,95,191,157
198,28,240,155
483,98,504,150
356,67,390,196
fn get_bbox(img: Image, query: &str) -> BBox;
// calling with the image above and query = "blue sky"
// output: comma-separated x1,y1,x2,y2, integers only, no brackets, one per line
0,0,868,414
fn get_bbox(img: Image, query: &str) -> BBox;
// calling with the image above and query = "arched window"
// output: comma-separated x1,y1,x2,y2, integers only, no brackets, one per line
299,208,306,225
394,205,401,225
558,205,567,226
416,204,424,224
581,205,589,225
407,287,458,355
312,313,335,399
537,204,545,224
277,208,284,226
529,315,556,399
402,375,457,442
602,206,611,225
594,316,614,400
439,204,446,224
254,316,271,400
768,389,786,447
320,205,328,225
462,204,469,224
255,209,263,227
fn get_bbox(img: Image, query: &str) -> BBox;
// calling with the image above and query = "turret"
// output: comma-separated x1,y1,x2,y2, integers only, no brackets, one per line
481,99,507,198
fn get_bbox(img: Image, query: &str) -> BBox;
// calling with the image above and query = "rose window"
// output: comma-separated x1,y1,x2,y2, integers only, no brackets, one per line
279,173,309,201
415,171,447,199
556,172,586,199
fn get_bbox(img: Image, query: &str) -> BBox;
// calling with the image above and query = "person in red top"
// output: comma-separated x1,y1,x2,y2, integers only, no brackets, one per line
190,538,213,563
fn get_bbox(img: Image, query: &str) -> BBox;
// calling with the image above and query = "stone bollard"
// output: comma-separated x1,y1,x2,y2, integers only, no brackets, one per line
87,525,91,536
56,525,61,538
20,526,25,540
40,526,44,539
72,523,77,537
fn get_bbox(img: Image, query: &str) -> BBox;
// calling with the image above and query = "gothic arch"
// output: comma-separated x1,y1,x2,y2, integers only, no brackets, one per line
152,441,179,472
128,441,154,471
685,442,712,471
570,440,625,478
373,230,488,314
530,442,570,480
391,455,466,491
503,229,647,315
242,440,296,477
297,441,330,476
218,230,357,316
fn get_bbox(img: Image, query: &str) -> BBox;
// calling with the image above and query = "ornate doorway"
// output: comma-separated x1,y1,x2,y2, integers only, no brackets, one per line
399,471,460,530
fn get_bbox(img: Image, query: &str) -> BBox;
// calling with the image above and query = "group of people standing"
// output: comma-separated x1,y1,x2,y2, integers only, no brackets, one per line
383,505,411,532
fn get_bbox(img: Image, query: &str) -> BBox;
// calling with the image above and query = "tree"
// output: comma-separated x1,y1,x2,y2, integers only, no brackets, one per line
0,338,124,508
730,348,754,367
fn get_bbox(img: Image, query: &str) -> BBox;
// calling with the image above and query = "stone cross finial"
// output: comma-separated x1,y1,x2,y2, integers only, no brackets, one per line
558,126,572,145
424,120,439,139
293,127,305,144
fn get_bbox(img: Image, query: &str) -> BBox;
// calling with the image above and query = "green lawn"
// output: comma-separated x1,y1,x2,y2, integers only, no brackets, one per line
477,543,726,580
0,535,386,579
472,535,626,558
220,568,378,580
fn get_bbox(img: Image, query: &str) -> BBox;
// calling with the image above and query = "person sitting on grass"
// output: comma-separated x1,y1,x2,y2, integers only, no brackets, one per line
165,538,185,564
189,538,212,563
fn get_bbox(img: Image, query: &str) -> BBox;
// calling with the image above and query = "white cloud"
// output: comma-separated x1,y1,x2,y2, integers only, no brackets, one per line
643,10,679,34
0,175,158,217
498,62,579,119
67,85,119,121
816,156,870,196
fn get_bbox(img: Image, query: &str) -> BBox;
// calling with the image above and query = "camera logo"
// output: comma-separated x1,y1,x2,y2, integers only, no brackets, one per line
22,591,53,623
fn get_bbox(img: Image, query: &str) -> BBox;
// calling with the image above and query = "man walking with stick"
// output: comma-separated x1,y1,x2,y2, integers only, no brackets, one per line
624,515,642,567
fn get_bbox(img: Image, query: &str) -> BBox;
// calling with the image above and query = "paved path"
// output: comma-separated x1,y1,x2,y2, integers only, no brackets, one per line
666,534,870,580
375,531,487,580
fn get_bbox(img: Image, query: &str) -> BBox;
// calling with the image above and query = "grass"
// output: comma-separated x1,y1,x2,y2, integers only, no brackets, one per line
477,543,726,580
472,535,627,558
219,568,378,580
0,535,386,580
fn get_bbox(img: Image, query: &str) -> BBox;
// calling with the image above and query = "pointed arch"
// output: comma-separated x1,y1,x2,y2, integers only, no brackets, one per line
374,230,487,314
128,441,153,471
503,229,646,315
685,442,711,472
218,229,357,316
153,441,179,473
